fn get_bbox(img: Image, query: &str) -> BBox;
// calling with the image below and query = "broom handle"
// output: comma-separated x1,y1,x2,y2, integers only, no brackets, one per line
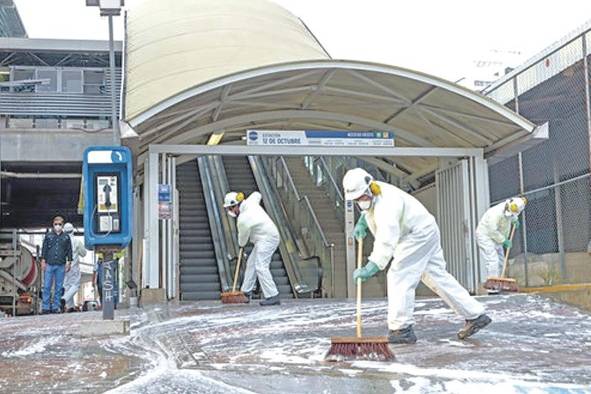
501,224,517,278
356,238,363,338
231,248,244,292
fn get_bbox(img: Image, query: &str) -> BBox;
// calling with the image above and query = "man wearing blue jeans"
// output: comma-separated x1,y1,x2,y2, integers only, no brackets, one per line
41,215,72,314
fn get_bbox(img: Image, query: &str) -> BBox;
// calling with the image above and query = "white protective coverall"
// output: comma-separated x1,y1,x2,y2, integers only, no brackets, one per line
238,192,280,298
476,200,519,279
62,235,87,309
365,181,485,330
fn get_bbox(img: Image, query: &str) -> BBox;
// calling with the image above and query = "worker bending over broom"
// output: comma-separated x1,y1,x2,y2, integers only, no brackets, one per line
344,168,491,343
476,196,527,289
224,191,281,306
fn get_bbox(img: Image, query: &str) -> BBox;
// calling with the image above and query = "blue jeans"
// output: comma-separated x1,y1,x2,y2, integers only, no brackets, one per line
42,264,66,312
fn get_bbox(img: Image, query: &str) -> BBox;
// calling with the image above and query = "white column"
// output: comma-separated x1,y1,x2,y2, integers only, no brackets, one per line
148,151,160,289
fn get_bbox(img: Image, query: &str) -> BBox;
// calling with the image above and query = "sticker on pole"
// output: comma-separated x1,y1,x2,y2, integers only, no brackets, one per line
246,130,395,147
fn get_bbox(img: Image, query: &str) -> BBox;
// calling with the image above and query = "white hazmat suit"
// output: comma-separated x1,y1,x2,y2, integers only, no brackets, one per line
364,181,485,331
476,198,525,279
62,227,87,310
237,192,280,298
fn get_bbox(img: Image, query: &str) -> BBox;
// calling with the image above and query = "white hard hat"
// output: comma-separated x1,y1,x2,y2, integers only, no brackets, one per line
223,191,245,208
64,223,74,233
505,196,527,216
343,168,373,200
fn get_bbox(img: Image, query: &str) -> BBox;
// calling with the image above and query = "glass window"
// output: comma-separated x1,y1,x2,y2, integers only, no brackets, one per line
86,118,110,129
83,70,105,94
61,70,82,93
34,118,59,128
36,69,58,92
12,68,35,92
12,68,34,82
64,118,85,129
8,117,34,128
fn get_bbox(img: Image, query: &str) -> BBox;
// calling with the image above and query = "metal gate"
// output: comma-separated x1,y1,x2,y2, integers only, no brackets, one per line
436,159,486,293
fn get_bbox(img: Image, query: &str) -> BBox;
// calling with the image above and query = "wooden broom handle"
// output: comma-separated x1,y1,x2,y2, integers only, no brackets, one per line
231,248,244,292
501,224,517,278
356,238,363,338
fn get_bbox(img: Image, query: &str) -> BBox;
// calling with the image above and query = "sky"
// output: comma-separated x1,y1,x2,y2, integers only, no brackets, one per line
13,0,591,82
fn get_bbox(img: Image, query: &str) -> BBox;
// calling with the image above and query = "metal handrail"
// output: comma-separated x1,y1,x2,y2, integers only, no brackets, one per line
318,156,344,201
249,156,319,297
197,157,232,291
266,156,336,297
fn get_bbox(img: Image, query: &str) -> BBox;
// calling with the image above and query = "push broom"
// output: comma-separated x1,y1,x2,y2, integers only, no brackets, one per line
484,224,519,292
326,238,394,361
221,247,249,304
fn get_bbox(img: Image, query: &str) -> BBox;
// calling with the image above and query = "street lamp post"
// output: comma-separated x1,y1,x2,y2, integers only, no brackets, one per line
86,0,123,146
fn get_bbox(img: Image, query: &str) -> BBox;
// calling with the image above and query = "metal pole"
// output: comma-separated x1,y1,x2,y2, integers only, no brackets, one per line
582,35,591,243
12,229,17,316
582,35,591,171
553,159,567,281
102,249,115,320
108,15,120,146
518,152,529,287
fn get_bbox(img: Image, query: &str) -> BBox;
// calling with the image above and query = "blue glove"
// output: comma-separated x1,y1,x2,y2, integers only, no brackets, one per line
353,214,369,240
353,261,380,283
503,239,512,249
512,220,520,229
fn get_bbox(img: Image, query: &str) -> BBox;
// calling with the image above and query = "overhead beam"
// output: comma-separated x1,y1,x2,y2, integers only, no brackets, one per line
149,144,483,158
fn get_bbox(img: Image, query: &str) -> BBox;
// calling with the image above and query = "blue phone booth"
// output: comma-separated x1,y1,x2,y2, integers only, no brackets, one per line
83,146,133,248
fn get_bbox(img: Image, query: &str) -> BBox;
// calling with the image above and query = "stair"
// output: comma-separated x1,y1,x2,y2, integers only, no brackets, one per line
177,161,222,301
283,157,387,298
222,156,294,299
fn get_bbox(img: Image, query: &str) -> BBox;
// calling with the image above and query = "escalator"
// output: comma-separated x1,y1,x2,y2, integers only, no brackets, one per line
222,156,293,299
177,161,222,300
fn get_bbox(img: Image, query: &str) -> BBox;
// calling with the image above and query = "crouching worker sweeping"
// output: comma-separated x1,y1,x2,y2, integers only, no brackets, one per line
343,168,491,343
224,191,281,306
476,196,527,293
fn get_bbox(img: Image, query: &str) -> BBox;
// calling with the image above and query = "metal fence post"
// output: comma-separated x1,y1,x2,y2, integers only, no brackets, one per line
518,152,529,287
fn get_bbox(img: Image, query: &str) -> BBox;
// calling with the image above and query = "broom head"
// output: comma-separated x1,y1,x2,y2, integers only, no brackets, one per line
220,291,249,304
325,336,394,361
484,277,519,292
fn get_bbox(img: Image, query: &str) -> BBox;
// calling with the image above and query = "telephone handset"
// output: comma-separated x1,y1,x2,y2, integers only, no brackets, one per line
95,173,121,234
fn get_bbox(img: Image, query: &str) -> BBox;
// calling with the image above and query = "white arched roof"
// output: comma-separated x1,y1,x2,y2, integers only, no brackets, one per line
124,0,544,180
125,0,328,120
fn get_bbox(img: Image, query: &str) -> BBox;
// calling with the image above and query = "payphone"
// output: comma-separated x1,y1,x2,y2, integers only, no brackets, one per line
83,146,132,320
83,146,132,247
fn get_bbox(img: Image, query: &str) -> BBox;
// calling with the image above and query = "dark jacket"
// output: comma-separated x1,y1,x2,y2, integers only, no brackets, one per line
41,231,73,265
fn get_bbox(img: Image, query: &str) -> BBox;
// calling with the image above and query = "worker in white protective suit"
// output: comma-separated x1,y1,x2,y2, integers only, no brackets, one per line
224,191,281,306
476,197,527,285
344,168,491,343
62,223,87,312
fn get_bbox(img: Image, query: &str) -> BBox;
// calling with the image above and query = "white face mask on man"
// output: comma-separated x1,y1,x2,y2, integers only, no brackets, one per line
227,210,237,218
357,198,373,211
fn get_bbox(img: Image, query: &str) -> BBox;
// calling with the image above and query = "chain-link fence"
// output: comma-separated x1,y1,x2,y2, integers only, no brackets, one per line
486,29,591,287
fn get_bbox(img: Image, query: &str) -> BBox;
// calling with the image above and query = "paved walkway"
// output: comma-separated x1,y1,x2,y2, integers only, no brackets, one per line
1,294,590,393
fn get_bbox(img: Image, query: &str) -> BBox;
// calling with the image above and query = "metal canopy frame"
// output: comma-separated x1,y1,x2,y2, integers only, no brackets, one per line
129,60,543,186
142,143,489,293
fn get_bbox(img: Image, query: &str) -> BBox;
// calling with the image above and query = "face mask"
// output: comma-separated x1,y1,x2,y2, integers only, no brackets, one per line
227,209,237,218
357,199,373,211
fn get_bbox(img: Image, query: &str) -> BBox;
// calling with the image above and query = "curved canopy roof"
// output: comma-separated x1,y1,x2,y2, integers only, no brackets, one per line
125,0,542,183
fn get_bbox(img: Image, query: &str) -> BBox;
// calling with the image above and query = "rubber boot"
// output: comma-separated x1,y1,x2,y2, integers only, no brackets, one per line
388,325,417,344
457,314,492,340
259,294,281,306
243,291,252,304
